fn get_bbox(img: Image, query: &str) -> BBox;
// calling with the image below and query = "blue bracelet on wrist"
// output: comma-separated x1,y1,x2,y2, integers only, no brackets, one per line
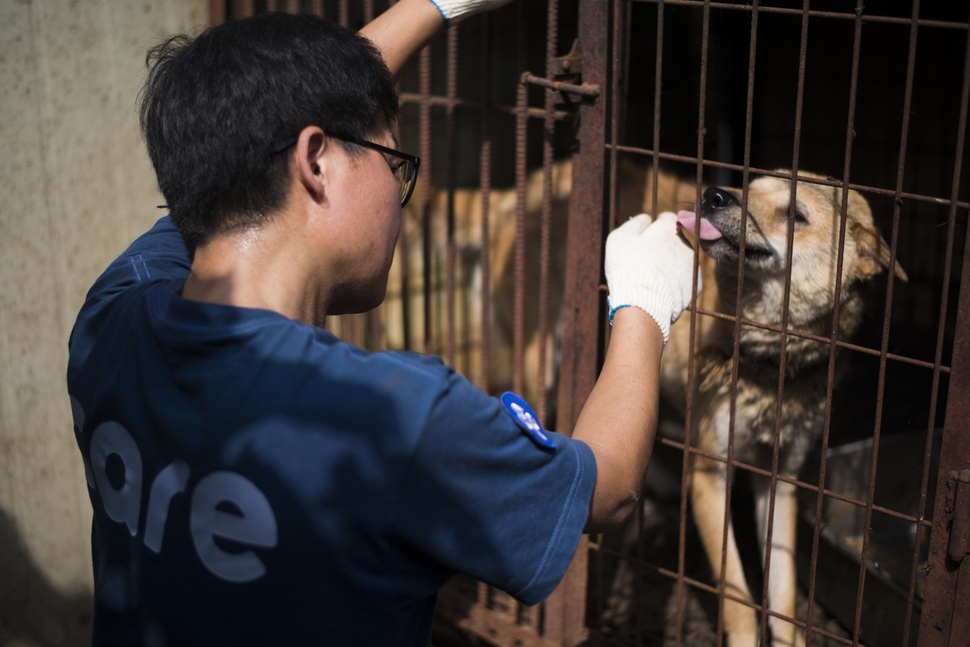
427,0,451,25
607,298,631,326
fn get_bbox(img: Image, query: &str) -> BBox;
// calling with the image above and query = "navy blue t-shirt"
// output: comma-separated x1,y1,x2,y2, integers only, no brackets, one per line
67,217,597,647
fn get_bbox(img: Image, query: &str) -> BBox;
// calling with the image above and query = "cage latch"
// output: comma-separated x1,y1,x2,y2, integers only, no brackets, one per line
521,39,600,101
520,72,600,99
946,469,970,562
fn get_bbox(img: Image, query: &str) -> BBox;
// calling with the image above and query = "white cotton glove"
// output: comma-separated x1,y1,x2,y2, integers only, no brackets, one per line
604,211,700,344
429,0,514,24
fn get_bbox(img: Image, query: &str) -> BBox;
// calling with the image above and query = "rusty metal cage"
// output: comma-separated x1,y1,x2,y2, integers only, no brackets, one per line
580,2,970,646
211,1,969,645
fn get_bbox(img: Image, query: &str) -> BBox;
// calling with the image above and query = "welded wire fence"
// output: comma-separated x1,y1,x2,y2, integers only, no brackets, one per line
211,1,969,645
585,2,970,647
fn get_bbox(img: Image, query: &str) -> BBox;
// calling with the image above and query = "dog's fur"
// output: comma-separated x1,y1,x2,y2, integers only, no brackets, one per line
388,159,695,408
660,171,907,646
384,162,904,644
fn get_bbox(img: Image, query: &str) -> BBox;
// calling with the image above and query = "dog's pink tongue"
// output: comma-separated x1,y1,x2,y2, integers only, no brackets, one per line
677,210,723,241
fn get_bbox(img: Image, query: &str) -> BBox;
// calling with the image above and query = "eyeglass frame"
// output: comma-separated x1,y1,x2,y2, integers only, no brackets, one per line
274,132,421,208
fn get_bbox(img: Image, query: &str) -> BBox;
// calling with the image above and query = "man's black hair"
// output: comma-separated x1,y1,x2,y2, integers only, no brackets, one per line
139,13,399,250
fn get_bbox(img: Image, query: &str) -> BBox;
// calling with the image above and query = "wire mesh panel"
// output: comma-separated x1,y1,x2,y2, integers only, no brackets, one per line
208,1,970,645
581,2,970,646
403,2,593,644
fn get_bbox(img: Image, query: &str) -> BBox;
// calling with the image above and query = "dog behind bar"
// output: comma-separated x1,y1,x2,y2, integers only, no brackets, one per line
661,171,907,646
388,158,696,411
387,160,903,644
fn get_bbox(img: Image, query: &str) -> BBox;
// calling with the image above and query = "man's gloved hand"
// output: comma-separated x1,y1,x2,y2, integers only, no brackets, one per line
604,212,700,344
429,0,514,25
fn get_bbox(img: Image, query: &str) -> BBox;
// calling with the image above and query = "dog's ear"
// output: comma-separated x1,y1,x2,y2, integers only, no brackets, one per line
850,221,909,282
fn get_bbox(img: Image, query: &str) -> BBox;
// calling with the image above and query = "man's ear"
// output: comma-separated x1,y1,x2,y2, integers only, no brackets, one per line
850,221,909,282
296,126,328,203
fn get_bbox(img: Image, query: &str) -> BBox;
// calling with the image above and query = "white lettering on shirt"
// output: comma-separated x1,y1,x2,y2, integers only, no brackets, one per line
144,459,190,554
90,421,143,536
190,471,279,583
70,395,96,488
75,399,278,583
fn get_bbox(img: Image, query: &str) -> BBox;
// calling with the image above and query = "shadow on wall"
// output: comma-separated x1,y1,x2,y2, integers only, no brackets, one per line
0,508,92,647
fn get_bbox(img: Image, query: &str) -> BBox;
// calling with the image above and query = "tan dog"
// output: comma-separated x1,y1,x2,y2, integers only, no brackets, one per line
385,159,695,409
660,171,907,646
382,160,573,398
385,163,900,643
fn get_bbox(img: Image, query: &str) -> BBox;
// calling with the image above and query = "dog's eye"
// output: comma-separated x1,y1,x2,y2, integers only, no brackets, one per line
793,209,808,224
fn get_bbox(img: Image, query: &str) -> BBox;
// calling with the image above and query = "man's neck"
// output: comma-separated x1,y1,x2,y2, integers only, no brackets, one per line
180,215,330,326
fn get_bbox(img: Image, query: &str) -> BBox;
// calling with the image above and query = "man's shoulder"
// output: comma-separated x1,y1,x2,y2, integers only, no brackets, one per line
78,216,190,319
301,339,457,415
367,347,452,381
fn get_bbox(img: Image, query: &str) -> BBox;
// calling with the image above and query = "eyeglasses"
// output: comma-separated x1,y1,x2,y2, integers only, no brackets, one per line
275,133,421,208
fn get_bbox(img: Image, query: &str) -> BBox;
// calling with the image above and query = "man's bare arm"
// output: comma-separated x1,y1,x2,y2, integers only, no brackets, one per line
359,0,444,81
361,0,513,80
573,213,698,533
571,308,663,533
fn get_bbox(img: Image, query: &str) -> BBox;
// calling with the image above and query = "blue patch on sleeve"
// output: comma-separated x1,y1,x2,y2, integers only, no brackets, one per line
500,392,556,451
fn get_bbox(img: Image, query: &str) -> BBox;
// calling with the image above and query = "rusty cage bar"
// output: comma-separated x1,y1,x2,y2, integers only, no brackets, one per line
209,1,970,645
584,2,970,647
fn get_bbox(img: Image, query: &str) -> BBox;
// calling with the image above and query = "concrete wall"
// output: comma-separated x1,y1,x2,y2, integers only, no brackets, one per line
0,2,206,645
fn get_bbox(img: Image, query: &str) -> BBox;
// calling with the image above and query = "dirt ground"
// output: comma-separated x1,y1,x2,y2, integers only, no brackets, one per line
588,497,851,646
585,442,852,647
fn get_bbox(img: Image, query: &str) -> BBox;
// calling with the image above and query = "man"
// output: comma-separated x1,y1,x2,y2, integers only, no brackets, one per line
67,1,698,645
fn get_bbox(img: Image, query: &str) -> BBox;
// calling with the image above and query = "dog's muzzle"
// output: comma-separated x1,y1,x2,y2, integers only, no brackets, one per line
698,186,773,262
701,186,740,214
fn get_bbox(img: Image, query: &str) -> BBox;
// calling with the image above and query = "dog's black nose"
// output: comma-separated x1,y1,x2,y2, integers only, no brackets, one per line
702,186,740,212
